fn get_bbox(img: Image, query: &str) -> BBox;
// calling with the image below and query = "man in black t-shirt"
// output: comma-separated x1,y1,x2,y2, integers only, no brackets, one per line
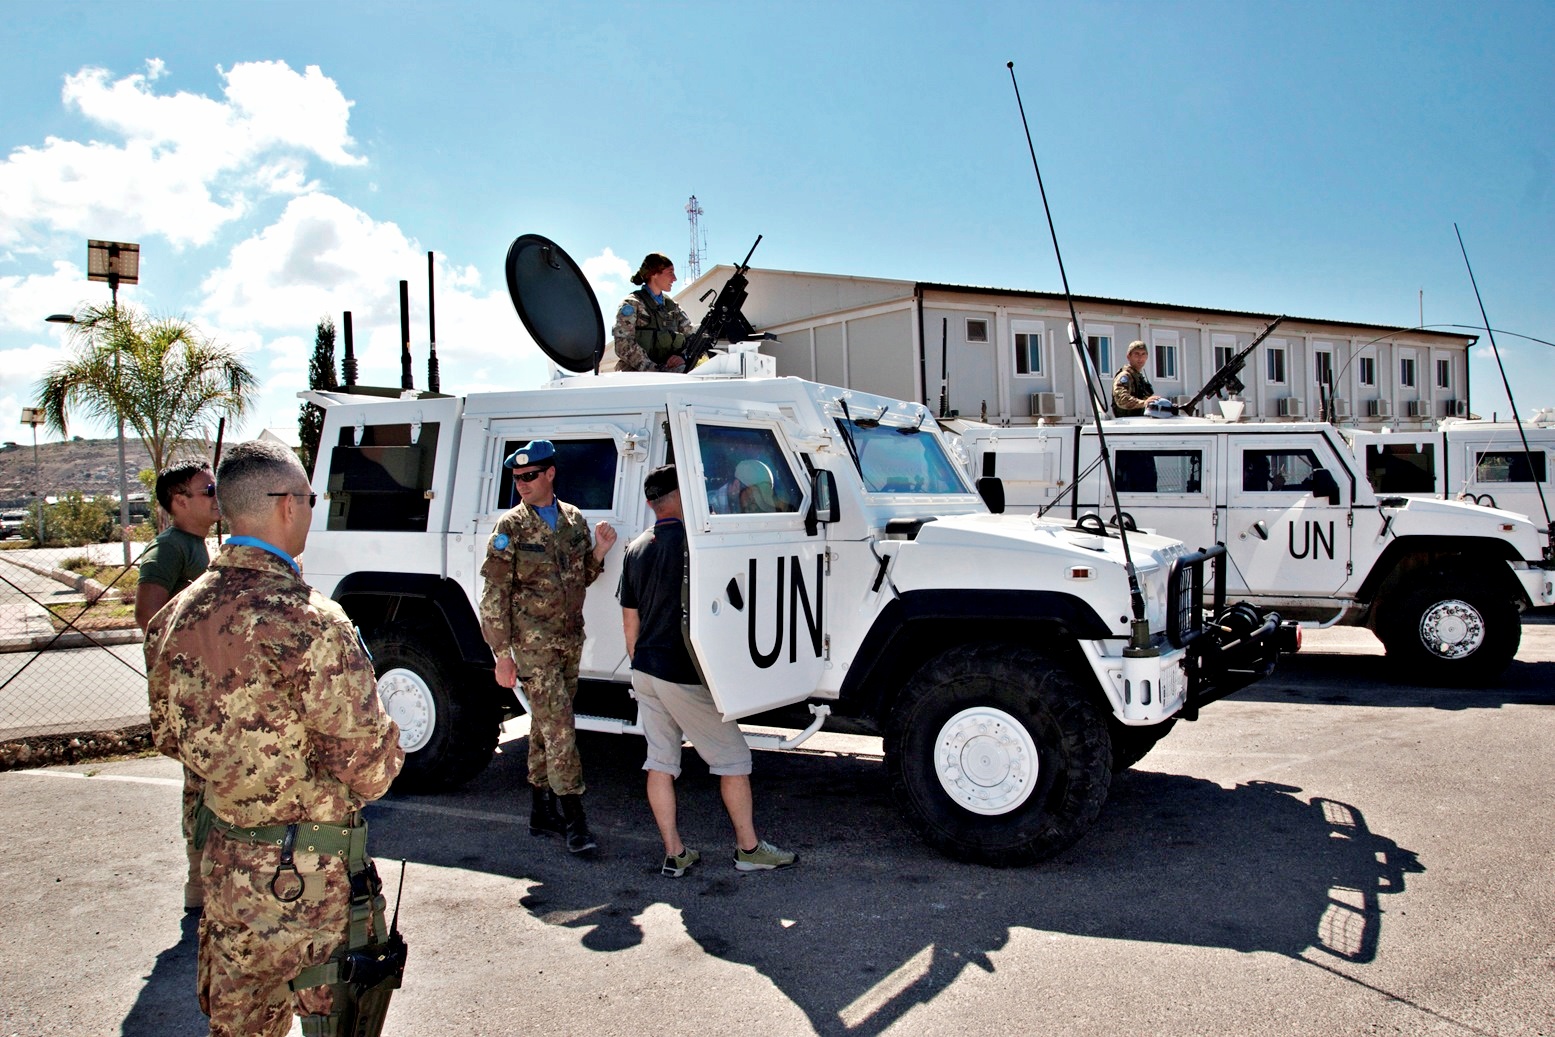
617,465,796,877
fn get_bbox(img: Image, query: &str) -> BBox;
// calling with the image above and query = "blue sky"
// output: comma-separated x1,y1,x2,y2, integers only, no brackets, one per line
2,0,1551,441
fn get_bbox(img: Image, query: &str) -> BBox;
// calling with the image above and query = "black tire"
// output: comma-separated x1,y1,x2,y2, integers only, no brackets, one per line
1375,567,1521,686
884,644,1112,866
369,627,498,793
1108,716,1177,773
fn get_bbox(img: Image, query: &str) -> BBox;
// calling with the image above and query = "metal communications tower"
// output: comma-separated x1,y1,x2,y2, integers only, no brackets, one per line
685,195,706,280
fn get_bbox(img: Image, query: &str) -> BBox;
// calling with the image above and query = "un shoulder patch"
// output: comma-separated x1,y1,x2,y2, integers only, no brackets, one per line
619,303,634,317
492,533,510,551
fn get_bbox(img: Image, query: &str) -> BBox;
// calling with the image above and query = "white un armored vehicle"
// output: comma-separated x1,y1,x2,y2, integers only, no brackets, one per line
298,235,1291,866
951,412,1555,687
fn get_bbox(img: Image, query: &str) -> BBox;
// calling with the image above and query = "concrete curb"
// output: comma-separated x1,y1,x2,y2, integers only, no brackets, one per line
0,553,142,651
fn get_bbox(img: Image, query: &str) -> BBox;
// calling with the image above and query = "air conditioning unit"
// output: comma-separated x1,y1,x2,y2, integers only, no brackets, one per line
1444,399,1469,418
1030,391,1065,417
1405,400,1430,418
1277,397,1305,418
1365,399,1392,418
1330,397,1351,420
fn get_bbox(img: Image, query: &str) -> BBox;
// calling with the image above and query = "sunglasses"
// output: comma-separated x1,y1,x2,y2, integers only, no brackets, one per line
267,491,318,507
179,483,217,498
513,469,550,483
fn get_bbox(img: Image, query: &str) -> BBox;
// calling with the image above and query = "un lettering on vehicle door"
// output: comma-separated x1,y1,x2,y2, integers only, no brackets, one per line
1224,441,1353,597
666,397,826,720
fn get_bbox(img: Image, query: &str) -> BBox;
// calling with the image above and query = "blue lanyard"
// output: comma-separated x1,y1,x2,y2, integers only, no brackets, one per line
226,535,301,574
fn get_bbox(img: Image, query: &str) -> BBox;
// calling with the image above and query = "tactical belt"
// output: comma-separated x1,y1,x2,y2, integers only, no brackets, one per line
206,813,365,860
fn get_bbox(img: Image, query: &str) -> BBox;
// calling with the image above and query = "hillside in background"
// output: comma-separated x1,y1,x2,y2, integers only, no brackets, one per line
0,437,192,504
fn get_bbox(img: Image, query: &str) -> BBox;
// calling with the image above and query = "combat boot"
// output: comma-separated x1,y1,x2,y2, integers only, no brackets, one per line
529,785,565,838
557,794,597,856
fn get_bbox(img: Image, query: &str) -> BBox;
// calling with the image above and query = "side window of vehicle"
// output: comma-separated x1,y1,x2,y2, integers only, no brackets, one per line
697,424,802,515
1115,449,1201,494
1243,449,1321,493
1366,444,1436,493
326,423,440,531
1475,450,1547,484
495,437,618,511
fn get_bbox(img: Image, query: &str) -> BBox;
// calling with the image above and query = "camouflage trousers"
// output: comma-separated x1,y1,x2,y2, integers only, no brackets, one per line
517,640,585,796
181,764,206,910
197,828,356,1037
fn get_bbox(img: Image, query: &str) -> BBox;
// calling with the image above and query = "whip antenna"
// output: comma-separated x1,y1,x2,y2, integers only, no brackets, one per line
1454,224,1553,548
1007,61,1149,645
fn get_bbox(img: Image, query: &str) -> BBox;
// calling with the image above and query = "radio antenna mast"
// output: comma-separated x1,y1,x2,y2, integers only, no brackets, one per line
685,196,707,280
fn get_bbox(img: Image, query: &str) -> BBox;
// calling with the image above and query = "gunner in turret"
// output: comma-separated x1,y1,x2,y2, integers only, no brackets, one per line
612,253,695,372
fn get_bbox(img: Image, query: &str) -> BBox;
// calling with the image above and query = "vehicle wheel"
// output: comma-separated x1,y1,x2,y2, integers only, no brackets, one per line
884,644,1112,866
369,628,498,792
1108,716,1176,773
1376,567,1521,686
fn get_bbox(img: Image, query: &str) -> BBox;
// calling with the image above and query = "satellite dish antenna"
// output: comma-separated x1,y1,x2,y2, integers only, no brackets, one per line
504,234,605,374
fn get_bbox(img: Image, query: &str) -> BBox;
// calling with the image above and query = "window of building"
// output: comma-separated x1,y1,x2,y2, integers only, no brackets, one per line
1399,356,1416,388
1211,333,1238,374
326,423,441,531
1314,350,1334,388
965,318,989,343
1012,322,1044,376
1266,347,1287,385
496,437,618,511
1151,329,1179,381
1436,358,1451,390
1475,451,1547,484
1085,333,1112,377
1359,355,1376,387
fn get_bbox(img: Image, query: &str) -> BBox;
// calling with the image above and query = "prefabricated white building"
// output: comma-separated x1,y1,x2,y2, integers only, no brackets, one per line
679,266,1477,426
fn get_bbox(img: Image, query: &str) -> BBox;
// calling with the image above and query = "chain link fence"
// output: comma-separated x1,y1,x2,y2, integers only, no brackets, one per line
0,542,157,755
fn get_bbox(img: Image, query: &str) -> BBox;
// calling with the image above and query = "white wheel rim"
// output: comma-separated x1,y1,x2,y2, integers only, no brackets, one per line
378,667,436,752
934,706,1039,815
1418,600,1486,660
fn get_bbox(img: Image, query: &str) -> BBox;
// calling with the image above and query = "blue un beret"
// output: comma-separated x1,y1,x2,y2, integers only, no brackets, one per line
503,439,557,469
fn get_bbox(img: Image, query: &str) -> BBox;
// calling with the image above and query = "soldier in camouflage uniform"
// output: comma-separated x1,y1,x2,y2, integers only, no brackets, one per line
146,440,404,1037
612,252,696,372
479,439,616,855
1112,340,1164,417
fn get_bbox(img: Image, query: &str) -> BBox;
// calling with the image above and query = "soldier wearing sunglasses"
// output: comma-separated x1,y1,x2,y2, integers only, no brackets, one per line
137,459,222,910
479,440,617,855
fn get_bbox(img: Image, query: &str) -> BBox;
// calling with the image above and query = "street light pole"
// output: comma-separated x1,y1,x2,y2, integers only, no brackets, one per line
19,408,45,545
86,241,139,568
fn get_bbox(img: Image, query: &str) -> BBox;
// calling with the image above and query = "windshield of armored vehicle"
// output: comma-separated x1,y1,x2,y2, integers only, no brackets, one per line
836,418,969,495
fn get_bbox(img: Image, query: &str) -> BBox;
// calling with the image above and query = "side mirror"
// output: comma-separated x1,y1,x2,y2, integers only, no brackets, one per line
1310,467,1341,505
805,469,840,536
976,476,1005,514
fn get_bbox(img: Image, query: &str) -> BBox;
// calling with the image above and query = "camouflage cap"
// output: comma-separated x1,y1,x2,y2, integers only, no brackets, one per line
504,440,557,469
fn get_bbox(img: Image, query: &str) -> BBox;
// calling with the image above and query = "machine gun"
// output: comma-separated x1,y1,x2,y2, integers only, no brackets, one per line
681,235,771,369
1179,315,1286,416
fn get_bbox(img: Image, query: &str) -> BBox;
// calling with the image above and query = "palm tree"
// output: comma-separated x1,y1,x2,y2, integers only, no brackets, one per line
36,303,258,480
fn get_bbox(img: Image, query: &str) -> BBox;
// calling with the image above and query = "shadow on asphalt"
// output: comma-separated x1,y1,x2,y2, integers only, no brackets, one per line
1228,650,1555,710
365,731,1422,1037
121,910,205,1037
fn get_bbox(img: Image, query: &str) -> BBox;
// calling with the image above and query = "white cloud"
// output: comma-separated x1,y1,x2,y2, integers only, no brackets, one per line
194,193,566,430
0,261,94,331
0,59,363,250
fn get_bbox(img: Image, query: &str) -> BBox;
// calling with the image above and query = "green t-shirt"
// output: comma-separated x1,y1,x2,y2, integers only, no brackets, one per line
137,526,211,596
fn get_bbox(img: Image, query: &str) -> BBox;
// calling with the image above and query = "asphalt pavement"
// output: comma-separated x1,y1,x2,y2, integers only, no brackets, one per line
1,627,1552,1037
